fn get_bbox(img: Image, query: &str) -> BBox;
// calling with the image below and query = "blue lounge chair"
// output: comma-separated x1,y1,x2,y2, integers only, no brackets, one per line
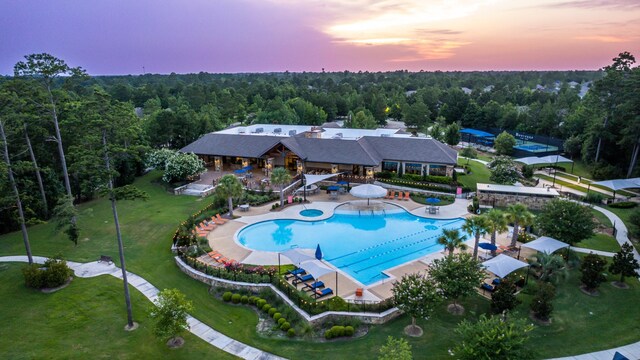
481,283,495,292
292,273,313,285
303,281,324,292
315,287,333,299
284,268,305,280
492,278,501,285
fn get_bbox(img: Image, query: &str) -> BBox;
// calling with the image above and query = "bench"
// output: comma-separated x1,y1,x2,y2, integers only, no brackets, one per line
99,255,113,265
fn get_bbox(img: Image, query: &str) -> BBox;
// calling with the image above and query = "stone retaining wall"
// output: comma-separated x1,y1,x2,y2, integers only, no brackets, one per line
175,257,400,325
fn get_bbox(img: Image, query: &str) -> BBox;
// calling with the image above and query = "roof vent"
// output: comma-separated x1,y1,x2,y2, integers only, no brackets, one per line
381,133,390,137
273,128,282,134
288,130,297,136
332,133,343,139
255,127,264,134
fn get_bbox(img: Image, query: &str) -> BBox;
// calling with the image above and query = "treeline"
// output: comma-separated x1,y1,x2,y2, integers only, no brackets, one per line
1,52,638,235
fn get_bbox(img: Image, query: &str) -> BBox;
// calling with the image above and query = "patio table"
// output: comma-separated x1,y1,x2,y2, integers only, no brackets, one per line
239,204,250,212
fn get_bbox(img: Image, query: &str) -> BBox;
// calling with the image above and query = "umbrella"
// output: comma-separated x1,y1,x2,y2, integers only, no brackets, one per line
478,242,498,251
337,181,349,185
315,244,323,260
234,168,247,174
349,184,387,205
426,197,441,204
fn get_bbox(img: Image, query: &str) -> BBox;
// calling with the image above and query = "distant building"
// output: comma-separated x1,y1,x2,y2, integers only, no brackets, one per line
477,183,559,210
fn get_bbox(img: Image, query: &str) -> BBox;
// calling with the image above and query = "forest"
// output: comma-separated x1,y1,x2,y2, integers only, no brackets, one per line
1,52,638,234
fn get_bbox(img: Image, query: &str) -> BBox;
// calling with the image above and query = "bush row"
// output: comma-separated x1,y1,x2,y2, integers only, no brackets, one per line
374,171,455,185
376,178,470,194
222,291,295,337
181,255,274,284
609,201,638,209
271,197,304,210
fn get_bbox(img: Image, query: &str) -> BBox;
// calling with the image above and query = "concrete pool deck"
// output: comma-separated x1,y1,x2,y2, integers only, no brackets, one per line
207,196,473,300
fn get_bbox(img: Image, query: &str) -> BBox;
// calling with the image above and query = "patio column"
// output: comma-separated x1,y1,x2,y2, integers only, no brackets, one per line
241,158,249,168
331,164,338,174
296,159,304,175
425,164,431,176
214,156,222,171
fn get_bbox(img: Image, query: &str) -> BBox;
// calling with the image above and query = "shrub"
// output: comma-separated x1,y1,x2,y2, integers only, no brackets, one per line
42,258,72,288
280,322,291,331
256,299,266,308
580,253,607,291
268,307,278,317
22,265,45,289
521,165,534,179
609,201,637,209
583,192,605,204
273,313,282,321
241,295,249,304
324,329,333,339
248,296,257,304
277,317,287,326
344,326,355,336
330,326,345,337
231,294,241,304
287,328,296,337
262,304,271,312
222,292,233,302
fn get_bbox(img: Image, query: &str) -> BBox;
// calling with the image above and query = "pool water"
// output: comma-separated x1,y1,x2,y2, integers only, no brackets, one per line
238,209,465,285
300,209,324,217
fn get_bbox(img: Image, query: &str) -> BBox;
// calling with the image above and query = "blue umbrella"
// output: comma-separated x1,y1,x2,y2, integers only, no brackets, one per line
315,244,323,260
478,242,498,251
337,181,349,185
234,168,247,174
426,197,441,204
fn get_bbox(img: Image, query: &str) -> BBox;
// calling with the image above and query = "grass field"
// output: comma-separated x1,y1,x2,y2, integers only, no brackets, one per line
576,233,621,253
2,171,640,359
0,263,237,360
456,158,492,190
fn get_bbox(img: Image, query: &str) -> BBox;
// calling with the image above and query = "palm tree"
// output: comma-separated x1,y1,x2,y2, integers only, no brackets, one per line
462,215,489,260
528,252,567,283
437,228,468,257
485,209,508,256
215,175,243,217
270,167,292,207
505,203,534,247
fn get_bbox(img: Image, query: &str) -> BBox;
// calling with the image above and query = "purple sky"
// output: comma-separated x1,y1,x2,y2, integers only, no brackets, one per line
2,0,639,74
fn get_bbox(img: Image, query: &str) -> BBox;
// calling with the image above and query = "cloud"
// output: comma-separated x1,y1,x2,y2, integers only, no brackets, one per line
574,35,631,42
543,0,640,9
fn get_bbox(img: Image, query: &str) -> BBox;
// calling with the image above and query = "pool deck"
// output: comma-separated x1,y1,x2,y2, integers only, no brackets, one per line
207,194,481,300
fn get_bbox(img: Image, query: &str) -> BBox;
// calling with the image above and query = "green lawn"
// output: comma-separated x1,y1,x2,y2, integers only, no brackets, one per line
591,209,613,228
456,158,492,190
576,233,621,253
0,263,237,360
2,171,640,359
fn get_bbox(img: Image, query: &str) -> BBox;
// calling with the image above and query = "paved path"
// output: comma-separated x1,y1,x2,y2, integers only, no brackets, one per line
0,256,284,360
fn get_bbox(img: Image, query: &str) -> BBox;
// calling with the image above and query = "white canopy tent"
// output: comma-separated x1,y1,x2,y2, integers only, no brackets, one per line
303,173,342,187
521,236,569,254
300,259,339,297
592,178,640,191
280,248,315,265
514,156,545,165
349,184,387,205
482,254,529,278
538,155,573,164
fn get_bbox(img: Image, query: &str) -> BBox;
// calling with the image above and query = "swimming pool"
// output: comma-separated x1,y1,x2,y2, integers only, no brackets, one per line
237,209,466,285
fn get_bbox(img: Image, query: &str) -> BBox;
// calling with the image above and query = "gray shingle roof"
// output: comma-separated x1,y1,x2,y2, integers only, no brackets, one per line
180,133,457,166
360,137,457,165
179,134,281,158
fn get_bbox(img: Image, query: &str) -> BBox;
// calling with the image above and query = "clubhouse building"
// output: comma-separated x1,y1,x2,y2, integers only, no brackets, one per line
180,124,458,181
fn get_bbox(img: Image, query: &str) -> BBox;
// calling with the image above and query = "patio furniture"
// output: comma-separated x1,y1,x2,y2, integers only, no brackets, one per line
481,283,495,292
428,206,437,214
355,288,363,297
303,281,325,292
98,255,113,265
239,204,250,212
315,287,334,299
284,268,305,280
329,191,338,200
292,273,314,285
404,192,410,200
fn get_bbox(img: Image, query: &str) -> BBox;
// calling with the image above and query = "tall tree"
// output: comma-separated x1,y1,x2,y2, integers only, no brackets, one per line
506,203,534,247
0,120,33,264
429,253,484,314
536,199,595,246
391,272,441,337
609,243,640,285
462,215,489,260
453,314,535,360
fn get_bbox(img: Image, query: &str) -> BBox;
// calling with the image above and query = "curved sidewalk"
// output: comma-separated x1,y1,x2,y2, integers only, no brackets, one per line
0,255,284,360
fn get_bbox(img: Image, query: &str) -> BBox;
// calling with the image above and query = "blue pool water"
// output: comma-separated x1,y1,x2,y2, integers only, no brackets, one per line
300,209,324,217
237,209,466,285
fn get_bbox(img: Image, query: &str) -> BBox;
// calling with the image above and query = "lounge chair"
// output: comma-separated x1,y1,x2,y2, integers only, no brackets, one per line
217,257,229,264
284,268,305,279
303,281,325,292
404,192,410,201
492,278,501,285
385,190,393,199
481,283,495,292
397,192,404,201
216,214,229,223
199,222,216,231
208,251,223,260
355,288,363,297
292,273,314,285
387,190,395,199
210,216,225,225
314,287,333,299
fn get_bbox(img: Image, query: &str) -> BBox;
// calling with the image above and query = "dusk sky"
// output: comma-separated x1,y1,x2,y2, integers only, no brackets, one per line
2,0,639,74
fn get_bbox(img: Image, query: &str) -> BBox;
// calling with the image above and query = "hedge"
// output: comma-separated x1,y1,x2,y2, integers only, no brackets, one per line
609,201,638,209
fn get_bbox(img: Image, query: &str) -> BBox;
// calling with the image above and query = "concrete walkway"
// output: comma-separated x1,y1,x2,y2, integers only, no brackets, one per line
0,256,284,360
